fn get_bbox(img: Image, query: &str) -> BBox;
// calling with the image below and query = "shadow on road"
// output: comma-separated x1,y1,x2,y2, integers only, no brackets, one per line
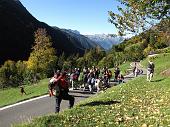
73,95,90,98
69,90,96,94
79,100,120,107
152,78,165,82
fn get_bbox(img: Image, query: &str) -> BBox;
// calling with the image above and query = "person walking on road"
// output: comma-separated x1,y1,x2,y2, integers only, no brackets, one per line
134,66,140,77
147,61,155,82
54,72,75,113
114,66,120,81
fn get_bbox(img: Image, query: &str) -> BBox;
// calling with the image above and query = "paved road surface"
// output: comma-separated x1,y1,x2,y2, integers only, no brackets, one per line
0,91,93,127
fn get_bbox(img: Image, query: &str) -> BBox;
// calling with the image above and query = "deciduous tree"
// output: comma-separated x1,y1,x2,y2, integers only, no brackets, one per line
109,0,170,36
27,28,57,79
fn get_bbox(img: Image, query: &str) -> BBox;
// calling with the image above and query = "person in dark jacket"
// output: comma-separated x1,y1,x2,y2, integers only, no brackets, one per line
54,72,75,113
114,67,120,81
147,61,155,82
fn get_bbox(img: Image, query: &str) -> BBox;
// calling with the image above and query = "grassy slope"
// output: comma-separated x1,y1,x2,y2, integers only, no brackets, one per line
0,79,49,107
17,53,170,127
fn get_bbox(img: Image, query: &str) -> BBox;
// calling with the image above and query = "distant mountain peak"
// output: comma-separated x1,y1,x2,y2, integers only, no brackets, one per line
86,34,124,50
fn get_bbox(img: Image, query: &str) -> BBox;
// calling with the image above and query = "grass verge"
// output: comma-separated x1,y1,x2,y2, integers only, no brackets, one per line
0,79,49,107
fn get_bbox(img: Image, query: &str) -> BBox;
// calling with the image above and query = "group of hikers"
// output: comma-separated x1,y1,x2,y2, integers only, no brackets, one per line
47,60,155,113
18,60,155,113
51,66,124,93
80,66,120,92
48,66,124,113
17,60,155,113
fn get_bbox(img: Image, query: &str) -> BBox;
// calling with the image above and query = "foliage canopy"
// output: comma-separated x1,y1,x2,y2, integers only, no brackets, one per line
109,0,170,36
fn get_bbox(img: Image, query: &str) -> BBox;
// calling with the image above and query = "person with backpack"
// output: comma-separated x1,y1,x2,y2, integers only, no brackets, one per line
114,67,120,81
134,67,140,77
108,70,112,81
54,72,75,113
147,61,155,82
87,69,95,93
82,67,89,91
117,73,124,84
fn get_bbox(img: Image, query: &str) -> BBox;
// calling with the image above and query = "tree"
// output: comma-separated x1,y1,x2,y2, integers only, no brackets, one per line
143,44,155,56
27,28,57,79
98,57,107,68
83,47,106,67
149,33,157,48
57,52,66,70
124,43,144,61
109,0,170,36
76,57,86,68
0,60,19,88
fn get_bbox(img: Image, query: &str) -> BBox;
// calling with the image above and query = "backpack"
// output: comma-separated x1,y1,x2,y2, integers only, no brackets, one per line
148,63,155,72
48,78,61,96
108,72,112,78
48,81,55,90
53,84,61,96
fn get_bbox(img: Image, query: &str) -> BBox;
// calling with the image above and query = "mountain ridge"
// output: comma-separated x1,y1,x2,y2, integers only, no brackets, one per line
86,34,124,50
0,0,92,64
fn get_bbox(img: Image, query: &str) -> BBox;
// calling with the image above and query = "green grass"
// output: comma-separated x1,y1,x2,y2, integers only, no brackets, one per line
17,53,170,127
110,61,131,76
0,79,49,107
119,61,131,75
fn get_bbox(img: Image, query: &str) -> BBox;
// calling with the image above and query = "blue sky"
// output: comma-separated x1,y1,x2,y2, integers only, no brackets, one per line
20,0,122,35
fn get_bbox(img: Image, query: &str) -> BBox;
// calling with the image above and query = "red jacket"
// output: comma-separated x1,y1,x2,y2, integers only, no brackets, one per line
60,78,69,90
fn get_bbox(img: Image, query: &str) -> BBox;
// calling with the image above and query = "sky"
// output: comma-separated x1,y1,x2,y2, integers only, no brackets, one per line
20,0,122,35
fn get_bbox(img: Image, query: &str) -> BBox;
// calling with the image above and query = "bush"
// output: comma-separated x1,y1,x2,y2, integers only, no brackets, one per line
155,47,170,54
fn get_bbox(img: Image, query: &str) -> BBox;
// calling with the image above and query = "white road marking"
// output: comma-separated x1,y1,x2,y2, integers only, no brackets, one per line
0,88,74,111
0,95,49,111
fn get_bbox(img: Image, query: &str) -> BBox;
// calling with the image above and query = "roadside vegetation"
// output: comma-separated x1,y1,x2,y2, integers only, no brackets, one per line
0,79,48,107
16,53,170,127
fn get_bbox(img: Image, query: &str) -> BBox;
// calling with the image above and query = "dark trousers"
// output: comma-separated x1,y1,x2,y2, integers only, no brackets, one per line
55,91,75,113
